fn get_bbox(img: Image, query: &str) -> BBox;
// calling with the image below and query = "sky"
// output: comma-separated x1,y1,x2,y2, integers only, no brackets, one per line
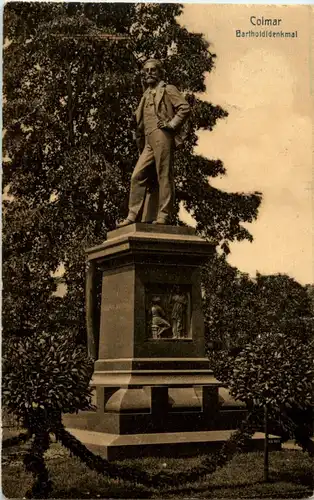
3,3,312,287
179,4,313,284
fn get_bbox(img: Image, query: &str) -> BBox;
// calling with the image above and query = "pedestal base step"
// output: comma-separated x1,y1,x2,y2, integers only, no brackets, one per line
67,428,281,461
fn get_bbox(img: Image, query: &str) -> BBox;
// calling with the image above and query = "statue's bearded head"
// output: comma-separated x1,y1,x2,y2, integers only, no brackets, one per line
142,59,163,87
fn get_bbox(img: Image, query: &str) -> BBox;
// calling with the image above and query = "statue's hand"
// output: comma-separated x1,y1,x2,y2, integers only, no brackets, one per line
157,119,174,131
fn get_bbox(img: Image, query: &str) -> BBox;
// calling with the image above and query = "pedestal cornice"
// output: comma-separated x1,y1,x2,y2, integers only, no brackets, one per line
86,223,216,264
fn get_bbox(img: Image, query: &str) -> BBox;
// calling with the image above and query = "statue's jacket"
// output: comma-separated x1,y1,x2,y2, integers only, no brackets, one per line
135,80,190,151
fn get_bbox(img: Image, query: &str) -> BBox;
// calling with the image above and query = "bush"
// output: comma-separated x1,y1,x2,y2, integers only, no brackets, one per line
2,330,94,498
2,331,152,497
2,331,94,421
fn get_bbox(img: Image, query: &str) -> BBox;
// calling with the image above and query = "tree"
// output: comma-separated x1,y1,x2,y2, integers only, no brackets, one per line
204,270,313,354
3,5,263,492
202,254,258,352
214,332,313,481
209,273,314,482
305,284,314,317
252,273,313,338
3,2,262,343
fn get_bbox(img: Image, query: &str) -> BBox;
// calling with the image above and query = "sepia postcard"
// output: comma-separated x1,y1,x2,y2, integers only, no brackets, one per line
2,2,314,499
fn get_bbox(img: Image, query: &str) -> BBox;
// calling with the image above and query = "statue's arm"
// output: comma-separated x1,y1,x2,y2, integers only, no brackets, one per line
166,85,190,130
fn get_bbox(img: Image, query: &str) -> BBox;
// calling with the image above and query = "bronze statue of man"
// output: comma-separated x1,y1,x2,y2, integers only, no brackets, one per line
117,59,190,227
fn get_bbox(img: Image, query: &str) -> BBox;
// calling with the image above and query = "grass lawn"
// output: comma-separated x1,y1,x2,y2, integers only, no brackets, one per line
2,434,314,500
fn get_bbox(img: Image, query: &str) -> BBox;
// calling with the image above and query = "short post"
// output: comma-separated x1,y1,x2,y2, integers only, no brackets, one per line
264,403,269,482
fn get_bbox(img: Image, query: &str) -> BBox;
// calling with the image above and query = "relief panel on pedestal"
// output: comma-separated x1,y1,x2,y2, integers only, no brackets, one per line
145,285,192,340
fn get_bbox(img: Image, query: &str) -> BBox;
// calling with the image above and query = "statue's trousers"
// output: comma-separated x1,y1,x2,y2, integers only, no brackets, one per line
128,129,175,222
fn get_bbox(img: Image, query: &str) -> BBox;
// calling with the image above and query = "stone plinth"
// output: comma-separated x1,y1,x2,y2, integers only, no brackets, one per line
64,224,257,457
66,428,282,461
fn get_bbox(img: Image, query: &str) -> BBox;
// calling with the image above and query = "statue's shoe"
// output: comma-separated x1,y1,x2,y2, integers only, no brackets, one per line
116,218,135,228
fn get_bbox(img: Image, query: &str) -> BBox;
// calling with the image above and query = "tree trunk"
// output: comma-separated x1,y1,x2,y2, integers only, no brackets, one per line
24,429,51,498
264,404,269,482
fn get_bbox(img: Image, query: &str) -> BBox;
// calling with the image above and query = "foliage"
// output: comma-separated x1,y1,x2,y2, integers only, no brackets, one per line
214,334,314,410
203,267,313,353
3,2,262,343
2,332,153,497
209,272,314,480
305,283,314,318
202,254,258,351
209,273,314,410
2,331,93,497
0,327,278,495
252,273,313,337
1,328,272,494
2,331,94,419
2,3,263,494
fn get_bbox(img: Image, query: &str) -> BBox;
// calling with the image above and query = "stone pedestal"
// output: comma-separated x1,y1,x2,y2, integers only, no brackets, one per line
63,224,276,457
85,224,219,434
